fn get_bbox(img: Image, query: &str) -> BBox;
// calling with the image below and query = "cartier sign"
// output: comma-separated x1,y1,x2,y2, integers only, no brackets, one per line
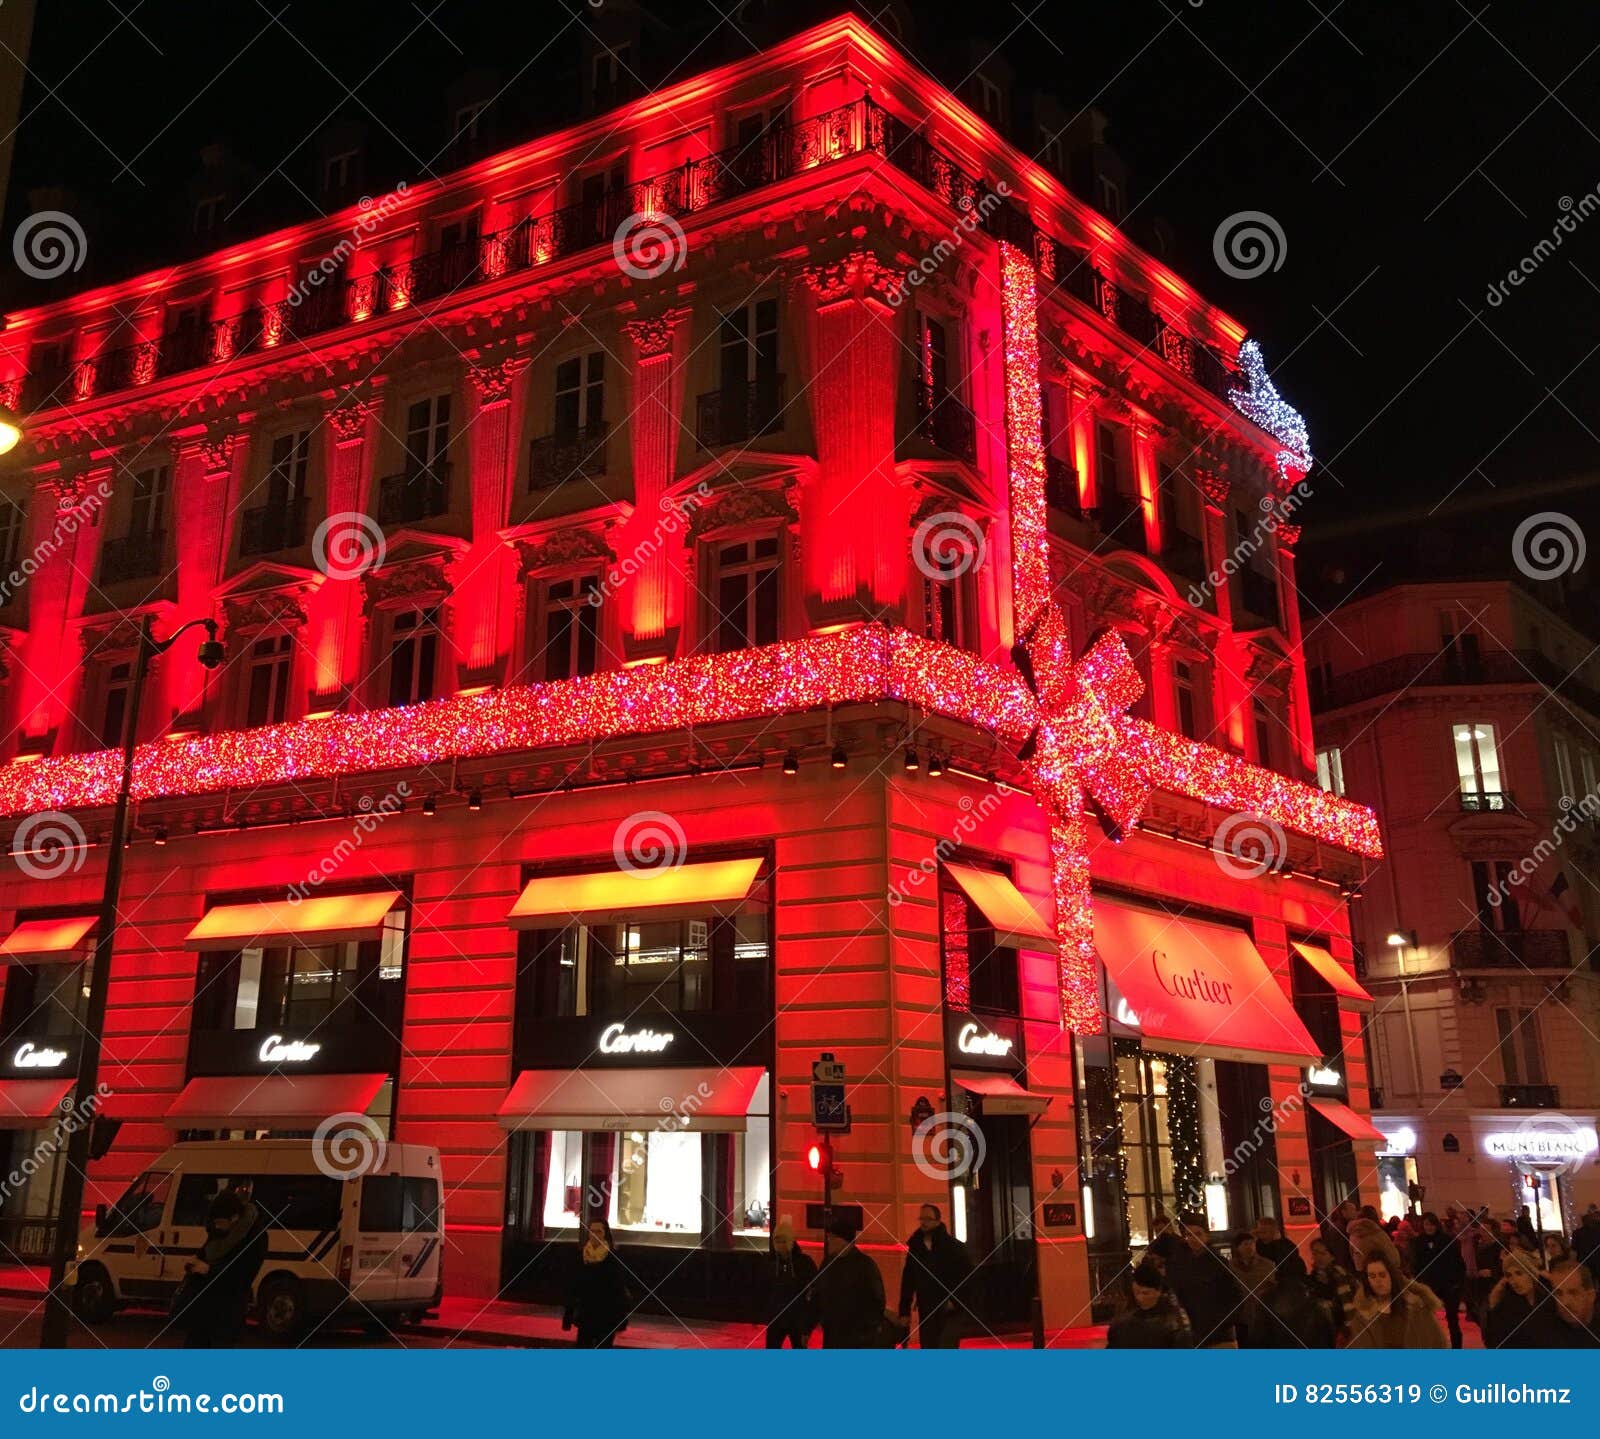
258,1034,321,1064
944,1010,1021,1070
598,1022,675,1055
957,1022,1013,1058
12,1041,70,1069
1151,948,1235,1007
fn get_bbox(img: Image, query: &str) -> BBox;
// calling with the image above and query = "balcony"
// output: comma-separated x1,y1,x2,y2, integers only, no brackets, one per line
376,466,451,527
1449,926,1570,972
1044,456,1082,518
696,377,785,449
1459,789,1514,814
99,531,166,585
239,495,309,557
1094,492,1146,555
1308,647,1600,719
910,387,977,464
529,422,609,490
1162,530,1208,584
1499,1083,1561,1108
1236,566,1280,626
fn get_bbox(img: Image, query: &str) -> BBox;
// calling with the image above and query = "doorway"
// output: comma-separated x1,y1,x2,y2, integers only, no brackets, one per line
953,1110,1035,1327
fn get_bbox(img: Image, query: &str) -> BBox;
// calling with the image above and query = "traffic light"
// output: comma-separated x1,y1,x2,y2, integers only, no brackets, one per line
807,1137,842,1188
807,1143,824,1172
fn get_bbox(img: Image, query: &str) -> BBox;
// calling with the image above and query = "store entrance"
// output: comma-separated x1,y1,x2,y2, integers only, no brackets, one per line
955,1110,1035,1328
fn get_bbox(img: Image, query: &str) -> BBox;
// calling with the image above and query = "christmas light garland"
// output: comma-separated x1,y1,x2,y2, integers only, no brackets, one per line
1228,339,1312,484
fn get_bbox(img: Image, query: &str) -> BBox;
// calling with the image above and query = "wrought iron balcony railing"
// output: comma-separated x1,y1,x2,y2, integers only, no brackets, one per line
1459,789,1514,814
1308,648,1600,720
1044,456,1082,517
1449,926,1570,972
376,465,451,527
696,377,786,449
99,530,167,585
529,422,609,490
1499,1083,1561,1108
910,387,977,464
239,495,309,557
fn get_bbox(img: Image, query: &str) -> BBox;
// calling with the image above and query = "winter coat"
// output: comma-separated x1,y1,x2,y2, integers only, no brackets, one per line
1347,1280,1448,1349
1257,1235,1300,1273
177,1204,267,1339
564,1249,632,1343
1346,1218,1402,1276
1307,1261,1357,1334
1543,1313,1600,1348
1252,1275,1337,1348
814,1242,888,1349
896,1224,973,1322
1410,1229,1466,1295
1106,1293,1195,1348
1229,1252,1277,1343
1573,1220,1600,1278
765,1246,818,1333
1165,1243,1242,1345
1482,1279,1557,1349
1319,1216,1354,1271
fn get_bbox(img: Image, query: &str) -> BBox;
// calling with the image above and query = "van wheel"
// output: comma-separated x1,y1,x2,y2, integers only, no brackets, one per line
257,1277,304,1341
72,1265,115,1324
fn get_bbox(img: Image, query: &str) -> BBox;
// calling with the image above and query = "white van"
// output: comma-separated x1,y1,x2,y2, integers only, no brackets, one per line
67,1139,444,1339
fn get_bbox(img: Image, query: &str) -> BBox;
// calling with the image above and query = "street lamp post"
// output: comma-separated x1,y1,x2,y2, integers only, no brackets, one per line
38,614,223,1349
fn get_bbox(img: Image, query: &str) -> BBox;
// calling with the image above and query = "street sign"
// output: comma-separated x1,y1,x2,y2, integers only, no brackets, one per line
812,1058,845,1085
811,1082,848,1130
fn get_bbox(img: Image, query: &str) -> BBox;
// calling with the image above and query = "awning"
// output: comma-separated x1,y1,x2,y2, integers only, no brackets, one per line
943,863,1055,950
164,1073,388,1129
497,1065,767,1132
1292,941,1374,1009
185,891,403,951
0,916,96,965
508,858,762,929
952,1070,1050,1117
1308,1097,1386,1144
0,1078,74,1126
1093,898,1322,1066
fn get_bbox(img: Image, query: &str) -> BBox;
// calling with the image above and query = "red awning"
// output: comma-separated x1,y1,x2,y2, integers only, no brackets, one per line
1308,1097,1386,1144
164,1073,388,1129
185,891,403,951
942,863,1055,949
1093,898,1322,1066
1292,941,1374,1009
497,1065,767,1132
951,1071,1050,1117
509,858,763,929
0,917,96,965
0,1078,74,1126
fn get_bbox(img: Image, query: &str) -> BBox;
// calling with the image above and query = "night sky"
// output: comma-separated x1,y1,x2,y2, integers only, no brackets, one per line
8,1,1600,549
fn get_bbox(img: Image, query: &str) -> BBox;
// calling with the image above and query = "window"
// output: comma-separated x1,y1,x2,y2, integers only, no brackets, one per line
193,196,223,234
1453,722,1503,805
322,150,356,191
129,465,170,536
591,44,632,97
939,876,1019,1015
387,606,440,707
719,299,779,394
1553,733,1576,802
1440,613,1481,676
246,633,294,727
1172,659,1205,741
1582,749,1600,802
535,575,601,681
1472,860,1522,933
975,73,1004,125
174,1172,342,1231
1096,422,1128,497
265,431,310,511
917,311,952,406
1252,695,1278,770
0,956,91,1038
1097,174,1123,221
438,212,479,252
360,1173,440,1233
99,660,132,750
710,535,780,651
553,353,604,437
1495,1007,1546,1086
1315,746,1345,797
404,395,451,478
1038,131,1065,175
454,103,484,143
0,500,23,572
103,1170,174,1236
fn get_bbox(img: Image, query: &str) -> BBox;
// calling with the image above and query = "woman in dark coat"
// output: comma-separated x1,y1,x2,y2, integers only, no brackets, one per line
1106,1261,1194,1348
1409,1212,1466,1348
563,1218,633,1348
178,1190,268,1348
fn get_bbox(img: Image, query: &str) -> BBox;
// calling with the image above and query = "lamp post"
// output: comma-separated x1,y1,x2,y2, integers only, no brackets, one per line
38,613,223,1348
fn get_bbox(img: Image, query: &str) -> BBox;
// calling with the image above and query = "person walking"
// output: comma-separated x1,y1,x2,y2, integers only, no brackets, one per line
813,1216,891,1348
1253,1215,1299,1274
1164,1214,1241,1348
1574,1209,1600,1281
1514,1206,1538,1249
1306,1237,1357,1339
1466,1217,1505,1329
1227,1231,1277,1347
562,1218,632,1348
764,1216,817,1348
1346,1213,1401,1276
1544,1259,1600,1347
1251,1260,1336,1348
895,1203,973,1348
1106,1261,1194,1348
175,1189,268,1348
1320,1199,1357,1272
1483,1250,1551,1349
1542,1234,1572,1270
1346,1255,1447,1348
1410,1211,1466,1349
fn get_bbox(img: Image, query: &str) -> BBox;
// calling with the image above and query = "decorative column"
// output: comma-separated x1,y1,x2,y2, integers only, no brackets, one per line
167,431,242,727
1199,467,1249,754
619,311,688,663
1067,374,1100,512
1275,520,1316,775
307,395,381,711
1132,418,1160,552
798,252,904,626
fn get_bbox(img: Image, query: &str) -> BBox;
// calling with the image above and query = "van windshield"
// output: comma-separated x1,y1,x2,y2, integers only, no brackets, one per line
105,1170,174,1234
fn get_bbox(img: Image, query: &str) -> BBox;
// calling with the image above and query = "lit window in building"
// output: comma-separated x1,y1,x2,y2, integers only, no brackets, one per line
922,552,978,653
553,352,604,437
938,871,1019,1014
917,311,952,408
1494,1007,1546,1087
1453,722,1502,807
1315,745,1345,797
536,575,601,681
245,633,294,727
387,606,441,707
710,536,780,652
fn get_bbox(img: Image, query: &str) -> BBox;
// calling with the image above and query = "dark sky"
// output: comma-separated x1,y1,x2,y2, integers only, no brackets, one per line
8,1,1600,544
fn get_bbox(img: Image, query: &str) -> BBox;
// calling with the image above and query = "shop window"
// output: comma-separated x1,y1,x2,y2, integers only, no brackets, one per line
533,575,601,681
0,958,91,1039
0,1129,68,1244
553,352,604,437
387,606,441,707
938,876,1019,1015
1315,745,1345,797
1453,721,1502,805
708,535,781,652
1494,1007,1546,1086
245,633,294,727
1114,1043,1205,1247
612,1129,702,1236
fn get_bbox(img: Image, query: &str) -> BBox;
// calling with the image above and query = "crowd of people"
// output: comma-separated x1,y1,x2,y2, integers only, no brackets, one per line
1107,1202,1600,1349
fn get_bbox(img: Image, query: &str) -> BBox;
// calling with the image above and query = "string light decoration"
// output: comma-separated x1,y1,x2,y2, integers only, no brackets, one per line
1228,339,1312,485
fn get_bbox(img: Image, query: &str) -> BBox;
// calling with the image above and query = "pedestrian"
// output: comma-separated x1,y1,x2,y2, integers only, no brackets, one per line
1347,1255,1447,1348
1515,1205,1538,1248
1227,1231,1277,1346
1251,1259,1336,1348
895,1203,973,1348
1542,1233,1572,1270
1253,1214,1300,1274
562,1217,632,1348
1164,1213,1242,1348
174,1189,268,1348
1306,1237,1357,1338
1575,1209,1600,1280
1466,1218,1505,1329
1146,1212,1182,1271
1106,1260,1194,1348
1346,1213,1402,1276
1320,1198,1357,1271
813,1215,893,1348
764,1216,817,1348
1409,1211,1465,1349
1482,1249,1550,1349
1544,1259,1600,1347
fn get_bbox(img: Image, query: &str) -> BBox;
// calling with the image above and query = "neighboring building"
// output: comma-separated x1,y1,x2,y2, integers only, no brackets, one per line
1308,579,1600,1228
0,15,1377,1330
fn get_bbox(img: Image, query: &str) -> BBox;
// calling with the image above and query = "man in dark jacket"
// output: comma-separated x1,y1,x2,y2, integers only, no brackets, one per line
1253,1215,1299,1274
1544,1260,1600,1347
1409,1211,1466,1348
1574,1210,1600,1281
765,1217,818,1348
1251,1262,1336,1348
1164,1214,1241,1348
895,1204,973,1348
1106,1261,1194,1348
813,1217,888,1348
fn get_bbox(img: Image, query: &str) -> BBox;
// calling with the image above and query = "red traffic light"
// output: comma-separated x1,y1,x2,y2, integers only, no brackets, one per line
807,1143,823,1171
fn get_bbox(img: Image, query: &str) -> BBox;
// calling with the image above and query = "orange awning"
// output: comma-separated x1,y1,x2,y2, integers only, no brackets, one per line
508,858,762,929
185,891,403,951
0,916,96,965
1093,898,1322,1066
165,1073,388,1129
0,1078,74,1126
1292,941,1374,1009
951,1071,1050,1117
1309,1097,1386,1144
497,1065,767,1132
943,863,1054,949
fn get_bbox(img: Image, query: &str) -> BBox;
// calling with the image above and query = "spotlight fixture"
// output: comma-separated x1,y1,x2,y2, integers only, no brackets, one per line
830,745,847,770
903,746,919,773
422,795,437,817
782,749,798,775
467,789,483,811
926,752,944,777
153,826,167,846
